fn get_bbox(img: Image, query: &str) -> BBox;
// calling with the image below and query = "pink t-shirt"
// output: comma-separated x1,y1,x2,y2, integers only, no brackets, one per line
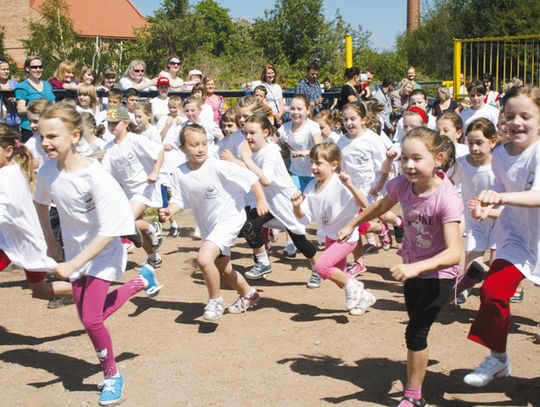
386,173,463,279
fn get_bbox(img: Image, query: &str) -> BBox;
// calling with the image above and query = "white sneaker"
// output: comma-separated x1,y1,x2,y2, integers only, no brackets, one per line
192,226,201,239
464,355,511,387
344,281,365,310
349,290,376,316
228,290,260,314
203,298,225,321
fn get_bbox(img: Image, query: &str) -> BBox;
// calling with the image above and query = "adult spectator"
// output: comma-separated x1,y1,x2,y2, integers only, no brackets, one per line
158,56,184,90
403,66,422,90
203,76,225,124
119,60,156,91
373,76,396,136
482,73,500,107
0,60,18,129
295,62,323,114
336,66,359,110
390,78,414,115
431,86,458,117
15,56,56,142
48,61,78,90
450,72,467,98
252,64,285,121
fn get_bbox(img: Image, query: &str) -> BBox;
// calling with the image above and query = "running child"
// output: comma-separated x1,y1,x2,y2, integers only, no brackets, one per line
291,142,376,314
135,102,161,144
0,124,71,302
76,84,101,118
102,105,165,268
314,109,341,143
159,123,269,320
80,112,107,160
34,102,161,406
337,102,397,272
453,118,498,304
463,85,540,387
237,114,319,287
219,108,238,139
338,127,462,407
24,99,51,171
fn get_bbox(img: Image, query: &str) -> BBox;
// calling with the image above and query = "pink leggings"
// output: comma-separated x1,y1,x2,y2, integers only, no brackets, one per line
468,259,524,353
314,237,357,280
72,275,145,377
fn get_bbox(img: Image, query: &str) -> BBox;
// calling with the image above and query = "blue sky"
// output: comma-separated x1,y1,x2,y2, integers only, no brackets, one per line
131,0,409,51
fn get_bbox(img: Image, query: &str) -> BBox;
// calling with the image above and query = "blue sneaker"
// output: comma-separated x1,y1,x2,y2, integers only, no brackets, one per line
98,373,125,406
138,264,163,297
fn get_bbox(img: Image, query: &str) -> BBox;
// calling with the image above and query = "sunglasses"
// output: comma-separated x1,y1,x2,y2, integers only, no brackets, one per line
29,65,43,69
169,61,181,65
133,69,145,73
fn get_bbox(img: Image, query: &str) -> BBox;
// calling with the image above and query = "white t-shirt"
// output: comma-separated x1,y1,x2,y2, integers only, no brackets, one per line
156,115,187,176
119,77,156,92
322,131,341,144
0,164,56,272
491,141,540,284
216,130,245,160
201,103,214,123
35,159,135,282
249,143,305,235
25,134,49,171
182,119,222,146
141,126,162,144
460,104,500,130
151,97,169,122
391,113,437,155
337,129,388,195
454,155,496,251
278,119,320,176
103,133,163,207
169,158,257,255
300,173,359,242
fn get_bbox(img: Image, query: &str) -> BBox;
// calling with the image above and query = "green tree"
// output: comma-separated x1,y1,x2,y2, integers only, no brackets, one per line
193,0,234,56
0,26,13,64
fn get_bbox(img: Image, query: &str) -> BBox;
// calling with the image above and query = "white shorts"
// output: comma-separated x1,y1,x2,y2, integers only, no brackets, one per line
206,226,240,257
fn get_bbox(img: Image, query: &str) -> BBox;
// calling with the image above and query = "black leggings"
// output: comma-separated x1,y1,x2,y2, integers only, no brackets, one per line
403,278,453,351
240,208,317,259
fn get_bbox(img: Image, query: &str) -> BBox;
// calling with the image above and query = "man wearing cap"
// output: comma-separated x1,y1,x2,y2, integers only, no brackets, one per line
151,77,171,122
374,77,396,136
295,62,323,114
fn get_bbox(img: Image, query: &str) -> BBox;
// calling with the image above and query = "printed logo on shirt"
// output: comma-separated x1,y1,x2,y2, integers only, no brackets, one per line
203,184,220,200
76,193,96,214
525,171,535,191
408,211,433,249
322,212,329,225
127,152,139,167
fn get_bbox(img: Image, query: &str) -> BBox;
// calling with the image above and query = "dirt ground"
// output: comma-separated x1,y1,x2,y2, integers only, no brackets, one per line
1,211,539,407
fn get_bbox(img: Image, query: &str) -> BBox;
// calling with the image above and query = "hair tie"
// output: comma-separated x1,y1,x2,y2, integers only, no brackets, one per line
14,139,22,149
408,106,428,124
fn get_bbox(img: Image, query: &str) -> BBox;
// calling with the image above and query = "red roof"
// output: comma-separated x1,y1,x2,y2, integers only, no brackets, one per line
31,0,147,39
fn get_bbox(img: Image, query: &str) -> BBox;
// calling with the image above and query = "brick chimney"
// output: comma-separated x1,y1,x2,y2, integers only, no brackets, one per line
407,0,420,31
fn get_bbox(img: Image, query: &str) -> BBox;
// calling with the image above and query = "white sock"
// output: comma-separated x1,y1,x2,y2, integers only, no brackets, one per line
255,251,270,266
491,351,508,363
395,217,403,227
146,223,156,234
344,278,357,292
170,220,178,228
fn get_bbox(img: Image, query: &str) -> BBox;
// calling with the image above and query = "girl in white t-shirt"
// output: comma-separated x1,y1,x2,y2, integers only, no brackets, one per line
182,96,222,147
102,105,165,269
159,124,269,321
237,114,318,286
34,103,161,406
464,86,540,388
80,112,106,160
291,142,377,315
337,102,396,273
452,118,498,304
314,110,341,143
134,103,161,144
0,124,71,301
76,84,102,118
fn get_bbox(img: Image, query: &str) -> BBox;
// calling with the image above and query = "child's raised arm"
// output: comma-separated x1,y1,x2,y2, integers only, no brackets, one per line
477,188,540,208
339,172,368,208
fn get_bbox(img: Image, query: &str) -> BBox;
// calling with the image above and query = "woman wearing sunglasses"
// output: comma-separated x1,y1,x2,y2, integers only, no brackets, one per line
15,56,56,142
158,56,185,90
119,59,156,92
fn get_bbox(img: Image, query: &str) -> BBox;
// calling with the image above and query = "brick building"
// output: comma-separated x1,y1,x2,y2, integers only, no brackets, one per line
2,0,148,66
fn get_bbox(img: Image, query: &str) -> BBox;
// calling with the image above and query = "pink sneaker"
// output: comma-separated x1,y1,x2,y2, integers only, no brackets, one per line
378,222,392,250
346,259,367,278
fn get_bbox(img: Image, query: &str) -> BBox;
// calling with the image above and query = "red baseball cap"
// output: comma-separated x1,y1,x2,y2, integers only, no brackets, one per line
157,77,170,87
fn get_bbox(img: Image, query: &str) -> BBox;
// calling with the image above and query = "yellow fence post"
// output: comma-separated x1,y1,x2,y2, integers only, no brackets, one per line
345,35,353,68
453,39,462,99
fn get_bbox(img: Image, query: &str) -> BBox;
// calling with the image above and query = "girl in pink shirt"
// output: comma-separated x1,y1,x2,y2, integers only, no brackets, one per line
338,127,463,407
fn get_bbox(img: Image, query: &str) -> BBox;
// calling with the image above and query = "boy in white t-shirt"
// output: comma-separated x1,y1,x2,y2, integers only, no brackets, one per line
460,80,500,130
151,76,171,123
